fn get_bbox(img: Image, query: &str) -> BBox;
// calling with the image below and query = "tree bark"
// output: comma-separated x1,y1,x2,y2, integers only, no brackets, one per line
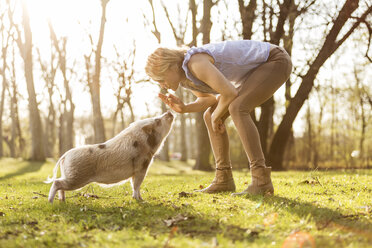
89,0,109,143
16,1,45,161
9,48,24,157
238,0,257,40
193,0,213,171
0,70,6,158
49,23,75,155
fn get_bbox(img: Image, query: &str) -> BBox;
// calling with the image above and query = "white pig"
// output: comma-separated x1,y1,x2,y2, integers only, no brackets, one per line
45,111,174,203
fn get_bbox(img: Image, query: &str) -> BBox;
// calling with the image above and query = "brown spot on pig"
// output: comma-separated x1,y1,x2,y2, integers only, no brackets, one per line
147,132,157,148
142,159,150,170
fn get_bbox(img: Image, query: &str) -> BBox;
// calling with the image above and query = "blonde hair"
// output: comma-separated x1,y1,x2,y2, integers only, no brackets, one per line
145,47,186,81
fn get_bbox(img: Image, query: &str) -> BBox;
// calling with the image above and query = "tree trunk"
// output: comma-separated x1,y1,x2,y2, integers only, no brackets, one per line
306,102,313,166
90,0,109,143
238,0,256,40
9,52,24,157
0,71,6,158
18,1,45,161
193,112,212,171
354,65,366,166
193,0,213,171
49,23,75,154
58,112,65,156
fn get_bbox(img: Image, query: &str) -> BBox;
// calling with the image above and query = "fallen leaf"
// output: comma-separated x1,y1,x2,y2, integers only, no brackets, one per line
178,191,194,198
199,185,204,189
246,229,260,238
33,192,48,197
299,179,318,185
163,214,190,227
26,221,38,227
83,193,99,199
163,226,178,248
263,213,278,226
282,231,315,248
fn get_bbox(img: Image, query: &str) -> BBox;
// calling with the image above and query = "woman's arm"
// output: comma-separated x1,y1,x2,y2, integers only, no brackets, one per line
187,53,238,131
159,90,216,113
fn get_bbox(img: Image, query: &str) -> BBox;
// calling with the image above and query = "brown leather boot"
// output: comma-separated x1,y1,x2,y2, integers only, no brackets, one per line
196,167,236,193
232,167,274,196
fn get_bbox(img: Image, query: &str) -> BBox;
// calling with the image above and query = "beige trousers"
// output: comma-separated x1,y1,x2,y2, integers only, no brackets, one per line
204,46,292,169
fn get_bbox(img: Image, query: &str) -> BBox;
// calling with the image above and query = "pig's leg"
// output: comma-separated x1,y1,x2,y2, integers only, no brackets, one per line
48,179,68,203
58,190,65,202
131,170,147,201
48,180,59,203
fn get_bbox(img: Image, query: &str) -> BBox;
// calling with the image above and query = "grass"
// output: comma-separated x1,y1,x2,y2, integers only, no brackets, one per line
0,157,371,248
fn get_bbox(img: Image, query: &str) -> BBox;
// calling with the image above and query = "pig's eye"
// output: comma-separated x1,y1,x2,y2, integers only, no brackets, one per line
155,119,161,126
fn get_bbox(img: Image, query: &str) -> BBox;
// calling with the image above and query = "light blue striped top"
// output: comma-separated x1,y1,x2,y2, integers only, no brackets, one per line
181,40,271,94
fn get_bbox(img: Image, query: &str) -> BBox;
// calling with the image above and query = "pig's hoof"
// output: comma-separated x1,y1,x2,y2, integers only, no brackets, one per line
132,195,143,201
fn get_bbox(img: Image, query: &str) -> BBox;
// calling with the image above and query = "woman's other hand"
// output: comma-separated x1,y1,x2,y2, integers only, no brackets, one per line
158,93,185,113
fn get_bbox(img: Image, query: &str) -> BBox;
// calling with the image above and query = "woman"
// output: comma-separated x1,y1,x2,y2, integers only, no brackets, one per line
145,40,292,195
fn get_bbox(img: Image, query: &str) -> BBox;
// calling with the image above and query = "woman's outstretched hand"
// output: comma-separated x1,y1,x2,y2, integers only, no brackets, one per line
158,93,185,113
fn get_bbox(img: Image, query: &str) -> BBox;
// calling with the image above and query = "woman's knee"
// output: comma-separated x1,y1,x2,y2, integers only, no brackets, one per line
203,107,212,124
229,98,253,119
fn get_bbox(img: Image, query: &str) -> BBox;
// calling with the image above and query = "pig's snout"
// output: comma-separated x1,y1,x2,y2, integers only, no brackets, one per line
164,111,174,121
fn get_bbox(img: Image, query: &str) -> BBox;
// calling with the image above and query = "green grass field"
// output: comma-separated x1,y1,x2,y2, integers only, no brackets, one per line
0,158,371,247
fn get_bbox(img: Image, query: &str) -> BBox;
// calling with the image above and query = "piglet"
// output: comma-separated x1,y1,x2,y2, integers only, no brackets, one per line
45,111,174,203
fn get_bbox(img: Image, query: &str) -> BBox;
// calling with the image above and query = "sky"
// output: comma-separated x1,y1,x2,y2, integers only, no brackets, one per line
23,0,167,118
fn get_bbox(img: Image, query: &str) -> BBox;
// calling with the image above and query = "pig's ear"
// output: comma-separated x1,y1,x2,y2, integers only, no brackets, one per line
142,123,154,134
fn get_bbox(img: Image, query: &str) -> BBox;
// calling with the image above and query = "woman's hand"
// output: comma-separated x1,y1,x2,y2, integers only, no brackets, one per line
211,114,226,134
158,93,185,113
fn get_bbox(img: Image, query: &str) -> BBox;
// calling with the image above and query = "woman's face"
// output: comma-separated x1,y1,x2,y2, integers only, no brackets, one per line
157,66,181,91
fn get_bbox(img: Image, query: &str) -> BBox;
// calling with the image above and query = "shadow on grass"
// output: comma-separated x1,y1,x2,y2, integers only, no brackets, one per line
0,161,45,181
25,197,256,243
247,194,372,240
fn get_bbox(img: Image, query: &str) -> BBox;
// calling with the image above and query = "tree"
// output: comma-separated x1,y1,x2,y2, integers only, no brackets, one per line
0,3,12,158
7,46,25,158
190,0,215,171
84,0,110,143
48,21,76,156
110,42,137,136
144,0,170,161
161,0,189,161
10,0,45,161
36,44,58,158
268,0,372,170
